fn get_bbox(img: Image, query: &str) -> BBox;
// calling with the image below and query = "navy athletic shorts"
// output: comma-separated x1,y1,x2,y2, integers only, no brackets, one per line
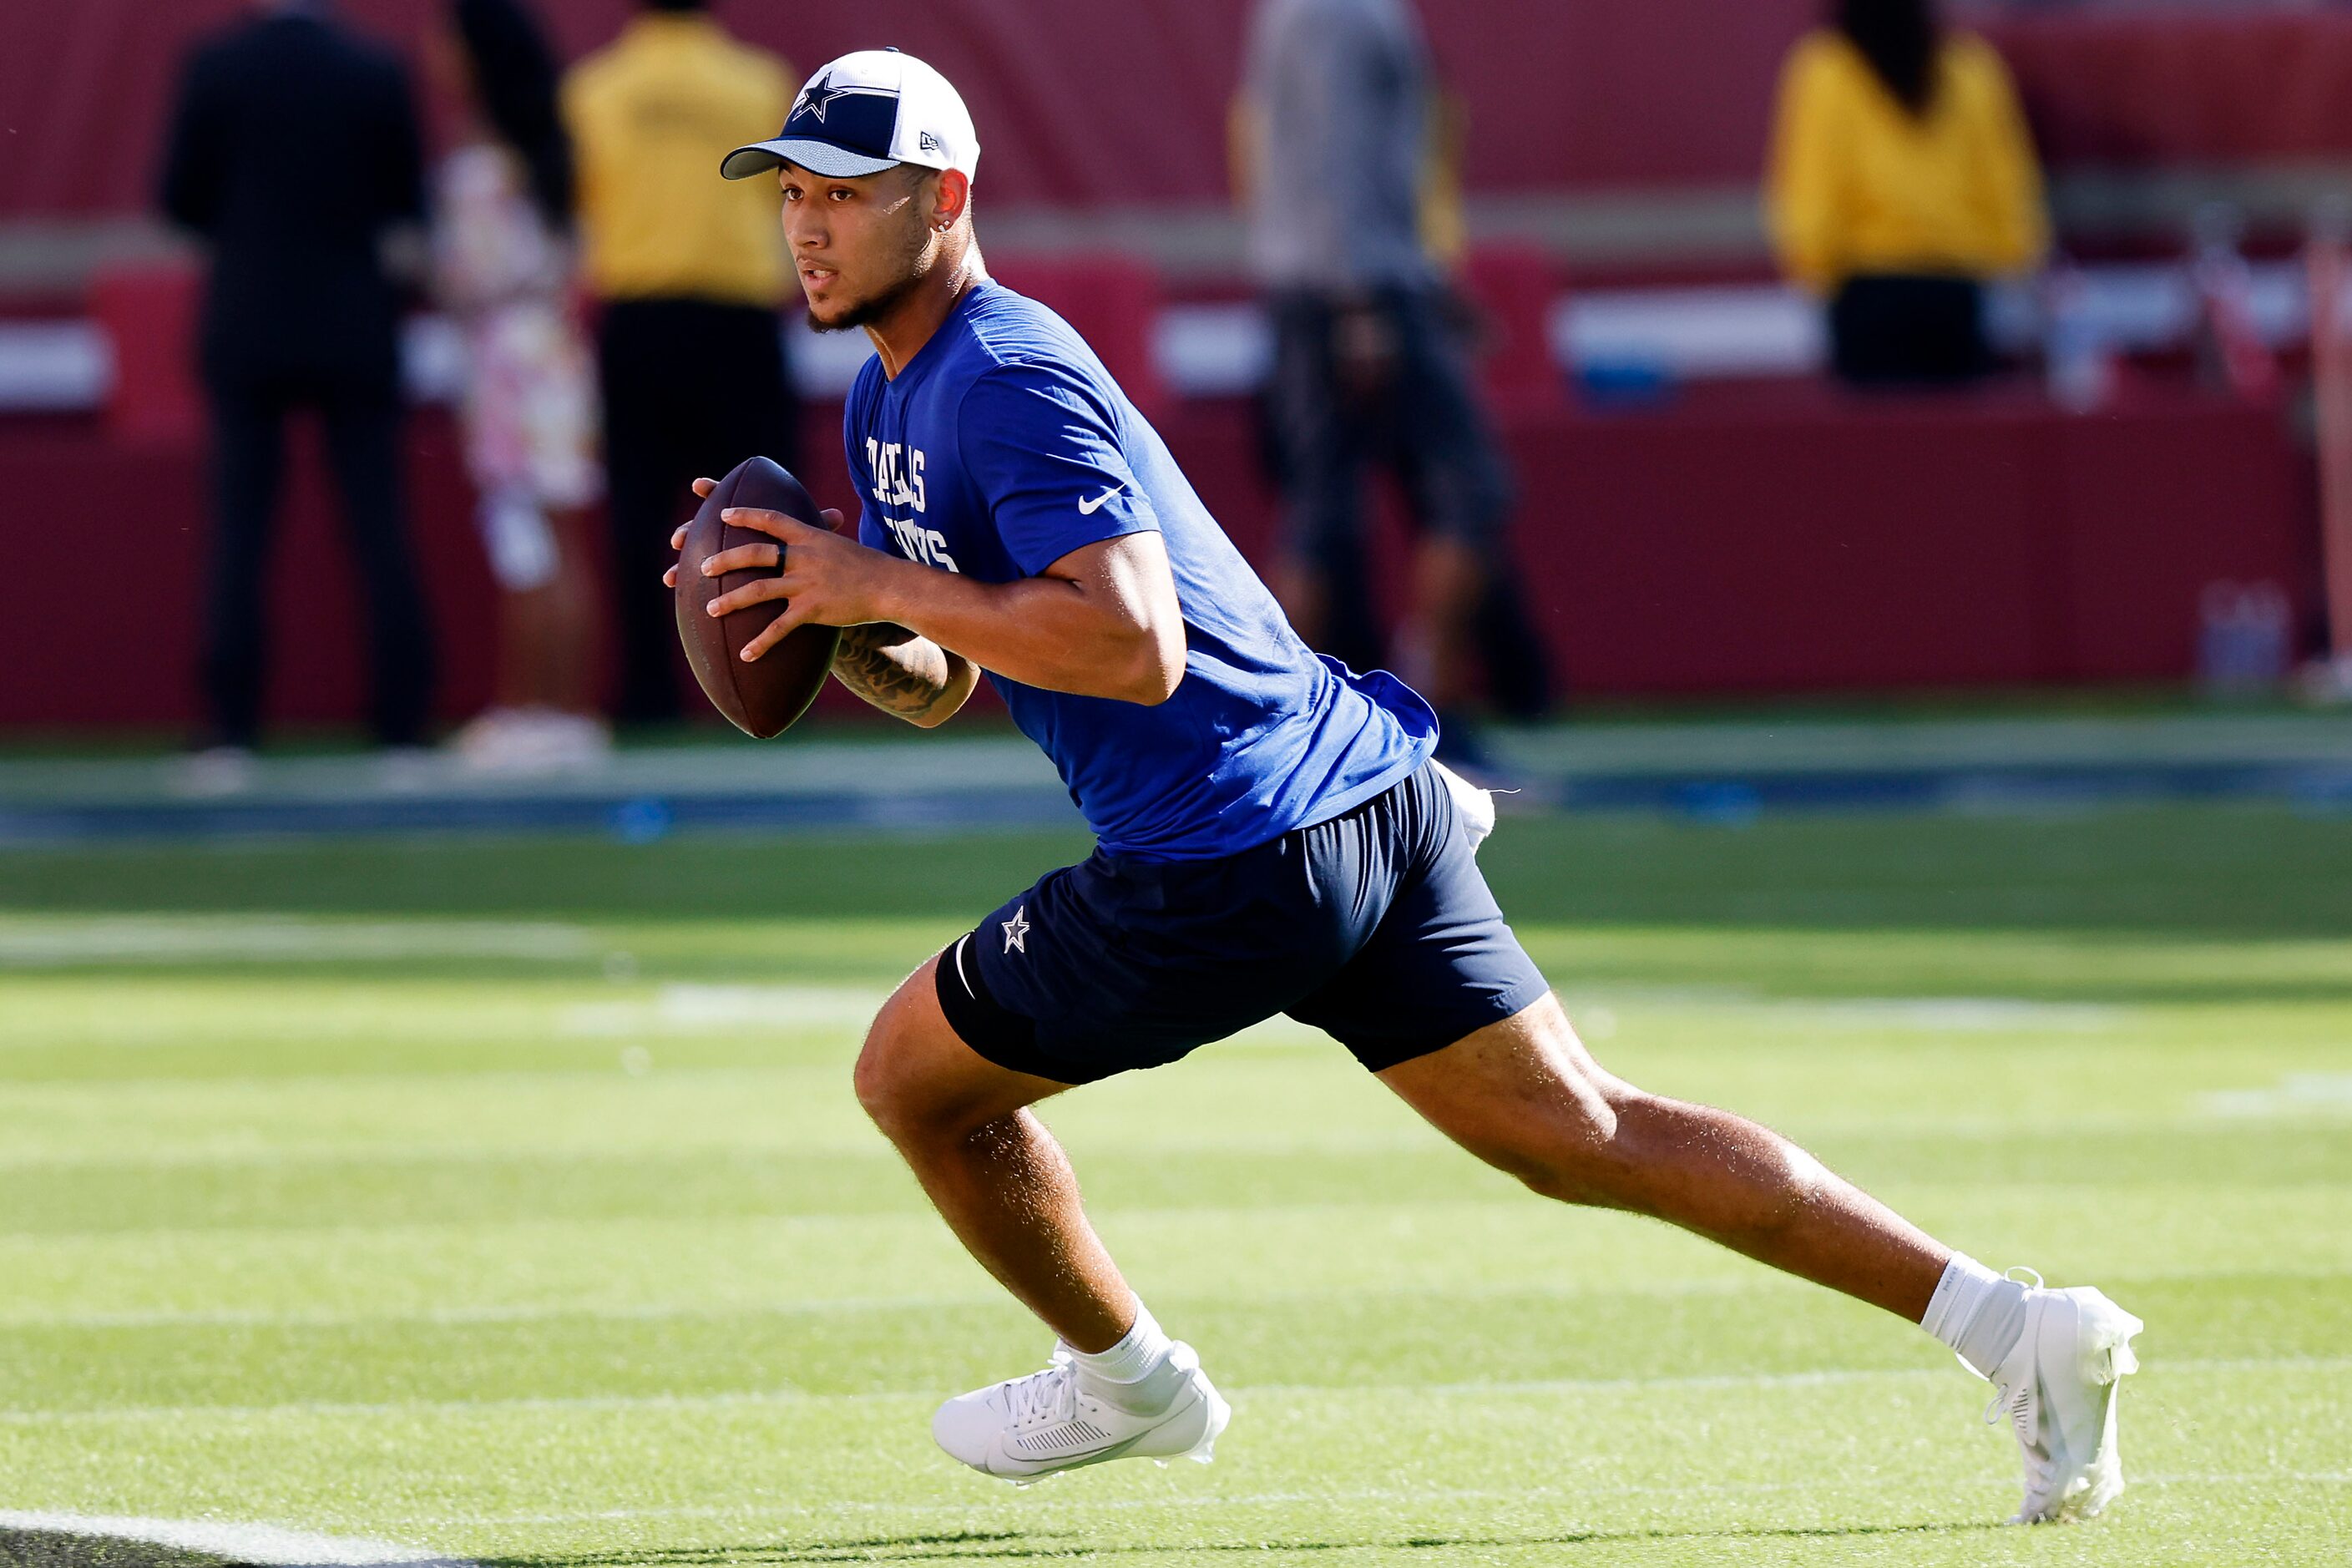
934,760,1551,1084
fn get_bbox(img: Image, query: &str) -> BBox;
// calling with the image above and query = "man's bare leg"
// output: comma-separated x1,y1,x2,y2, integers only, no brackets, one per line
860,953,1230,1479
853,953,1138,1353
1380,989,2145,1523
860,962,1949,1333
1378,991,1947,1318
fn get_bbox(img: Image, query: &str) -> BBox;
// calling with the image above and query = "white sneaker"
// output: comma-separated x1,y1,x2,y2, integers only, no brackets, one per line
375,746,439,793
534,710,614,771
449,707,535,772
932,1343,1230,1484
452,707,610,776
1981,1275,2143,1524
172,745,258,798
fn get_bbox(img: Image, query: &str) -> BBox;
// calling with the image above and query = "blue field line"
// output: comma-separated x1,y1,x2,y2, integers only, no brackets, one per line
3,756,2351,845
0,787,1087,847
1546,761,2352,822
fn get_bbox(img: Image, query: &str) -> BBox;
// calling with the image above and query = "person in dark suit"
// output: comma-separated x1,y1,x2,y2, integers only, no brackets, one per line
160,0,439,782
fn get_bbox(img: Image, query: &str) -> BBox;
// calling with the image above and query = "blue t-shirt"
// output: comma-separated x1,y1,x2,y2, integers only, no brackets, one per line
846,280,1434,860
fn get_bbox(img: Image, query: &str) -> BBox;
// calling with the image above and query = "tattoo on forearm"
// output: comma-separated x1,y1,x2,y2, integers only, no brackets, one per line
832,623,958,721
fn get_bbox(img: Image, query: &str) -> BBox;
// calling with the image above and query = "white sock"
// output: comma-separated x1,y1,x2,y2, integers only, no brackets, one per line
1065,1301,1180,1412
1921,1252,2033,1378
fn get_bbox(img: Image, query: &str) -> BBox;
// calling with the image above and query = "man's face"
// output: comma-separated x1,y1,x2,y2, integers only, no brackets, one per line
778,164,938,333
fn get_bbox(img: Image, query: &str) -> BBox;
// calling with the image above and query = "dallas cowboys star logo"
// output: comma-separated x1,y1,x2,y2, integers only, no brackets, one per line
792,67,867,124
1001,905,1030,955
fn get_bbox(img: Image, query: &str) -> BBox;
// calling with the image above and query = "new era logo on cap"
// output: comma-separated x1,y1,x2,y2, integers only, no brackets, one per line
721,48,980,184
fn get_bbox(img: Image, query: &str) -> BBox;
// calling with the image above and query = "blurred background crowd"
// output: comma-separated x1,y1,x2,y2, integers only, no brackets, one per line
2,0,2349,785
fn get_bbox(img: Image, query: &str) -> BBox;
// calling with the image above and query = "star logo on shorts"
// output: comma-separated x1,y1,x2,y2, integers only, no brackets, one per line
1001,905,1031,955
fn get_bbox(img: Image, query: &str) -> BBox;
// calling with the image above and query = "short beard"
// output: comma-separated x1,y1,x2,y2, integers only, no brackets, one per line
805,225,941,335
805,266,930,335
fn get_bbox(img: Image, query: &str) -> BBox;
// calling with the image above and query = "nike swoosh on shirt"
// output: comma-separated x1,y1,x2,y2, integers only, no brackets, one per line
1077,486,1123,515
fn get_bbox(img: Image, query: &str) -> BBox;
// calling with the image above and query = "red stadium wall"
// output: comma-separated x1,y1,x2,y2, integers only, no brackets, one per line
11,2,2352,227
0,2,2331,731
0,385,2304,731
0,0,1811,220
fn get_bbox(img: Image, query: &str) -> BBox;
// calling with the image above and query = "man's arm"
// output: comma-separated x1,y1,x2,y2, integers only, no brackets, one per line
831,621,979,728
698,518,1186,708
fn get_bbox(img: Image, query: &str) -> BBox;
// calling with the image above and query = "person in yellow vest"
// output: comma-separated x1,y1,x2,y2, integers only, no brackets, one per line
563,0,794,723
1766,0,2048,386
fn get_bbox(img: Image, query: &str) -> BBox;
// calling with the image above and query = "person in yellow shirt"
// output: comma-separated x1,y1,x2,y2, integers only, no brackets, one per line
563,0,794,723
1766,0,2048,386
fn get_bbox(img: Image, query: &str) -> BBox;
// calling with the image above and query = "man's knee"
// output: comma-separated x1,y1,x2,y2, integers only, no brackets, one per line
850,1032,905,1136
853,1027,943,1150
853,954,1044,1147
1387,995,1650,1208
1518,1078,1831,1237
853,968,951,1142
1489,1065,1653,1210
1476,1003,1670,1211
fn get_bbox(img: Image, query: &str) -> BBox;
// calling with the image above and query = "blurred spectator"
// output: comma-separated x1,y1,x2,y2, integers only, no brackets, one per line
430,0,609,774
562,0,796,726
159,0,438,791
1235,0,1545,771
1767,0,2048,386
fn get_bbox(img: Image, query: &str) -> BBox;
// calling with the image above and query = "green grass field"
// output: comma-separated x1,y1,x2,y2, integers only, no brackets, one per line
3,804,2348,1566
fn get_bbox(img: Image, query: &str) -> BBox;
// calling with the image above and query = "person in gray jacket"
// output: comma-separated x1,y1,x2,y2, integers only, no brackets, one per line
1236,0,1546,772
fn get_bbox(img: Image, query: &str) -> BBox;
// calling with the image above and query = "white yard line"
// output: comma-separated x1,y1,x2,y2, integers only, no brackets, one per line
0,1510,473,1567
3,1355,2342,1429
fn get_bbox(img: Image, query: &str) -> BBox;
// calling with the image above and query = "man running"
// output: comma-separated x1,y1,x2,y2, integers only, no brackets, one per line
670,48,2142,1524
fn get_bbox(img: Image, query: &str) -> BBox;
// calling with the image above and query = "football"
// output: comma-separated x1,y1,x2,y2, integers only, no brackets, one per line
672,456,842,738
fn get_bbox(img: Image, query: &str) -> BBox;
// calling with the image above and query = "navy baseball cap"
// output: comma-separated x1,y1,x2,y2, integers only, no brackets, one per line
721,48,980,183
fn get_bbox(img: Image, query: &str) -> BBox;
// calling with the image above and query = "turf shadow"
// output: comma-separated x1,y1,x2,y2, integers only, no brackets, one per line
0,1532,233,1568
477,1516,2003,1565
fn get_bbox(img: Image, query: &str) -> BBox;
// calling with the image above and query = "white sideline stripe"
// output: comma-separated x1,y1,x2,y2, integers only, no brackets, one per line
0,1511,472,1568
402,1469,2352,1527
559,984,891,1035
3,1354,2339,1428
0,918,593,969
2200,1074,2352,1116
